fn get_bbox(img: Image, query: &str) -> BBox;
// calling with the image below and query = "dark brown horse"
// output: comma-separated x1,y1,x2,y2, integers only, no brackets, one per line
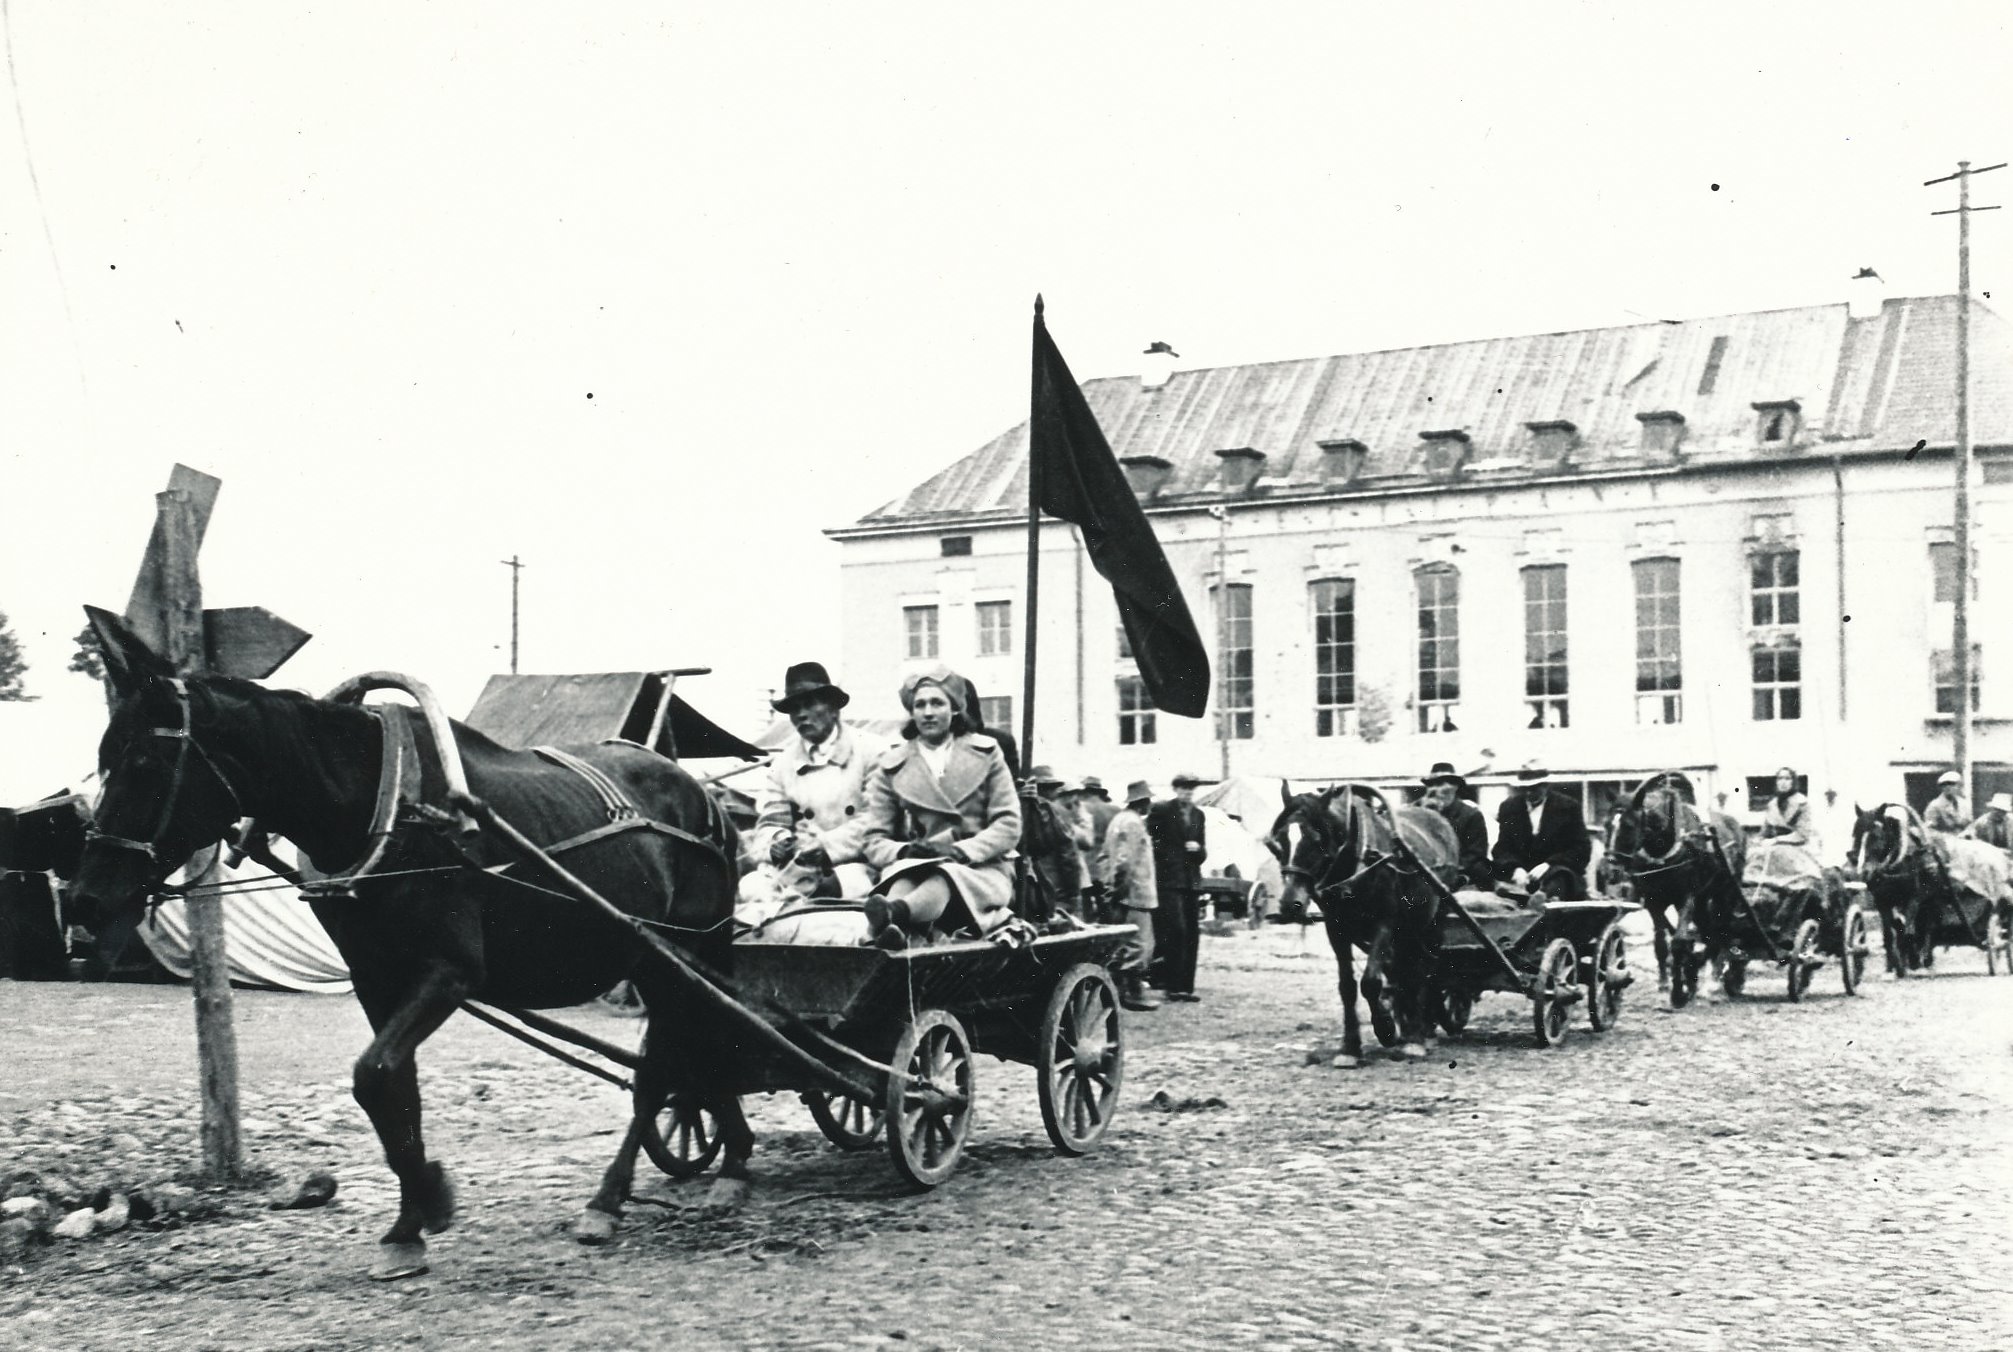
1269,785,1454,1067
1603,772,1746,1006
67,609,745,1276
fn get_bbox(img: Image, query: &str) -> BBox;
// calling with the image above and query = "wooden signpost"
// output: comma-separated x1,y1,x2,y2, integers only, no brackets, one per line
117,464,311,1180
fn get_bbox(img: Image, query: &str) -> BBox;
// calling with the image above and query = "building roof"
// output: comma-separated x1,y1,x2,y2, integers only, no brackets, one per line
464,672,765,761
847,295,2013,530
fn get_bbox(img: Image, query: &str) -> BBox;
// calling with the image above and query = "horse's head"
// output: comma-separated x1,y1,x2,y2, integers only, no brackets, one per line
68,608,247,935
1851,803,1907,873
1269,787,1353,918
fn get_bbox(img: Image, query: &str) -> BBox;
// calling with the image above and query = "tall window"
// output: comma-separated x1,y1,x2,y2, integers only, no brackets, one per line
1751,550,1801,721
1311,578,1356,737
1933,646,1982,715
1751,551,1800,626
1632,558,1682,724
1416,567,1460,732
1214,583,1254,740
1752,648,1801,720
1931,541,1968,603
1523,565,1568,728
903,605,938,660
978,695,1013,732
976,601,1013,656
1116,676,1157,745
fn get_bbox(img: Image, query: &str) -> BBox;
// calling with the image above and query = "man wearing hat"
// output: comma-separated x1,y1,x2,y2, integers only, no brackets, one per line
751,662,893,899
1925,770,1971,835
1421,762,1491,891
1022,765,1087,921
1147,773,1209,1000
1077,776,1121,885
1966,792,2013,850
1490,764,1591,901
1098,780,1160,1011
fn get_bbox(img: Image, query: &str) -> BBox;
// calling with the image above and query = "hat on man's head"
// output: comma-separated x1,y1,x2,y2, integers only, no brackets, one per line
1939,770,1964,787
771,661,850,713
1028,764,1065,786
1079,775,1109,799
1514,762,1550,787
1125,779,1153,805
1171,771,1204,788
1989,793,2012,813
1423,761,1466,789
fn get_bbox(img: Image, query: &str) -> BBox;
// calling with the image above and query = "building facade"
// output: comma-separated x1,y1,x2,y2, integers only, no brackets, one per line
829,295,2013,862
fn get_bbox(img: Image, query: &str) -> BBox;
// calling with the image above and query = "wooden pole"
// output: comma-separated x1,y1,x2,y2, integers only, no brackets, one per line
1953,161,1974,800
158,488,244,1181
1022,298,1044,775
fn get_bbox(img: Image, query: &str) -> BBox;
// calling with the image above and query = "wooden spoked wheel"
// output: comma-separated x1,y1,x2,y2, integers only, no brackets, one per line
1531,938,1579,1048
884,1009,976,1188
803,1091,885,1150
1840,907,1870,994
638,1094,723,1178
1586,923,1629,1031
1433,987,1474,1035
1785,918,1821,1002
1721,958,1748,999
1036,964,1125,1155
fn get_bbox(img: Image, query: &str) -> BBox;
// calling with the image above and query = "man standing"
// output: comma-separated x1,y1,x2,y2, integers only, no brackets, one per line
1099,781,1160,1011
751,662,888,899
1023,766,1087,920
1148,772,1208,1001
1966,792,2013,849
1925,770,1971,835
1421,761,1490,890
1491,765,1591,901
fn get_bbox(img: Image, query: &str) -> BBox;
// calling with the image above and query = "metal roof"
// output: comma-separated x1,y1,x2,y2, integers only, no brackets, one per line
848,295,2013,528
464,673,764,761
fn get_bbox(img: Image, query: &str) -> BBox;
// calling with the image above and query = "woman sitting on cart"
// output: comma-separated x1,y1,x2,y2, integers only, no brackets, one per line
859,664,1023,950
1760,767,1813,846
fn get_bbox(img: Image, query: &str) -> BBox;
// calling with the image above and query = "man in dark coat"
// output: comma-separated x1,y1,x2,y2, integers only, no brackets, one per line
1491,766,1591,900
1421,761,1490,891
1147,772,1208,1000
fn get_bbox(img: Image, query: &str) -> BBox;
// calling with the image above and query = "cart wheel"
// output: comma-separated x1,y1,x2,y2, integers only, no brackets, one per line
885,1008,975,1188
1432,987,1473,1036
1840,907,1870,995
1668,939,1696,1009
1531,938,1578,1048
1721,958,1748,1000
1036,963,1125,1155
1785,918,1821,1002
803,1091,885,1150
1586,923,1630,1031
1369,983,1401,1048
638,1094,724,1179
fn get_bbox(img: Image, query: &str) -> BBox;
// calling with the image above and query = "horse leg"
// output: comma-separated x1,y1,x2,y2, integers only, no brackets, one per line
1326,918,1363,1068
698,1095,757,1212
1391,901,1433,1060
574,1029,675,1244
1362,930,1399,1050
349,964,470,1276
1649,905,1672,991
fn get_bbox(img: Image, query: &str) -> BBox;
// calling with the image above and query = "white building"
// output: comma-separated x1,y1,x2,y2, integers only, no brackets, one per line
829,294,2013,860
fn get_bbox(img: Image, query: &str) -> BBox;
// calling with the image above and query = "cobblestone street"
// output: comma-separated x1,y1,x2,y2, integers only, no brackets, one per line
4,921,2010,1352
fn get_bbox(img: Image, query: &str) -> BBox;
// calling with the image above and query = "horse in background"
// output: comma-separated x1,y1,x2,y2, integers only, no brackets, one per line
1604,772,1746,1006
1852,804,1934,974
67,609,746,1276
1269,784,1456,1068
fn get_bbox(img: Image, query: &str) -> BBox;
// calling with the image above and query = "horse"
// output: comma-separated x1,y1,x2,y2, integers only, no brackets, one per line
1268,784,1456,1068
1603,772,1746,1005
1850,802,2013,974
67,609,747,1277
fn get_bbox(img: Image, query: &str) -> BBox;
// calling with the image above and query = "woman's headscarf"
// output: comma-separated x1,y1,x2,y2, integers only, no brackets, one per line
898,663,967,713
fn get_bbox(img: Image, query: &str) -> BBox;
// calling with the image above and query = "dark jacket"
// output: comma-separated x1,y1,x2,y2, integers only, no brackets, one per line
1492,788,1591,883
1146,797,1207,897
1440,797,1492,890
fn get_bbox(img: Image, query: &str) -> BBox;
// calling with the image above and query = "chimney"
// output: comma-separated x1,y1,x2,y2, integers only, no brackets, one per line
1214,447,1266,493
1119,455,1174,499
1848,267,1885,320
1318,438,1369,484
1141,341,1180,390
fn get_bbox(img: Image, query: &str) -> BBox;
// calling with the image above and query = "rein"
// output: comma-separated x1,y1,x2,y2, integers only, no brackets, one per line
83,679,247,869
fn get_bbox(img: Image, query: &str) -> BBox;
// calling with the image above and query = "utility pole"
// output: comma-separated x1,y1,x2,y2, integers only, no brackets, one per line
1928,159,2003,799
1210,504,1230,781
501,555,525,674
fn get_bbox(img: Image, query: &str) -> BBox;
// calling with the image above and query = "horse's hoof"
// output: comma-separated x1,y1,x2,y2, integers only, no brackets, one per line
1330,1053,1362,1070
572,1208,619,1246
418,1162,456,1236
1399,1043,1428,1060
369,1241,430,1282
697,1175,751,1215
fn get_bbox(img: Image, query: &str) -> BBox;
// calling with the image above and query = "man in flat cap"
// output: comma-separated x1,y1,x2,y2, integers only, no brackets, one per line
1421,761,1491,891
751,661,891,899
1148,772,1208,1000
1098,780,1160,1011
1925,770,1971,836
1491,764,1590,901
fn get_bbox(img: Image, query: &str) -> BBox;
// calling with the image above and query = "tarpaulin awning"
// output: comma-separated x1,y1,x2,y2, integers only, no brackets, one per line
464,672,764,761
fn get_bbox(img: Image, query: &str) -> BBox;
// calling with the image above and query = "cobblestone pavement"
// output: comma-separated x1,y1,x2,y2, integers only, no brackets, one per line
3,919,2010,1352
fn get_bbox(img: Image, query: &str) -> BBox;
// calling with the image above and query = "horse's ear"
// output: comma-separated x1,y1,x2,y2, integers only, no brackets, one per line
1280,779,1293,810
85,605,174,694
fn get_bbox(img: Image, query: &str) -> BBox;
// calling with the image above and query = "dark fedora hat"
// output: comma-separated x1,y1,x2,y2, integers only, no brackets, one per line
771,661,851,713
1422,761,1465,789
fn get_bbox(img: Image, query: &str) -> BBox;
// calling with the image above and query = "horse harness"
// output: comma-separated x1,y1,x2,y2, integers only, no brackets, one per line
1278,797,1400,903
84,678,247,870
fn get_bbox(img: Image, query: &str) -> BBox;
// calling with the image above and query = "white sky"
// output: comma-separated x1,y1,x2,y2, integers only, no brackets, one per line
3,2,2009,760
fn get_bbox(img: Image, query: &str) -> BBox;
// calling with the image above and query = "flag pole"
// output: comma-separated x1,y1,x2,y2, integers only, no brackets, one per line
1021,295,1044,776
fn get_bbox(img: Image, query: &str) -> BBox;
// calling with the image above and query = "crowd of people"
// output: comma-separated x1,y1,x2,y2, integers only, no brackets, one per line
740,658,1223,1015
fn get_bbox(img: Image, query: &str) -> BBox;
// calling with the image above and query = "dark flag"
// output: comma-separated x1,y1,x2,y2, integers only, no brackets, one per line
1030,300,1210,717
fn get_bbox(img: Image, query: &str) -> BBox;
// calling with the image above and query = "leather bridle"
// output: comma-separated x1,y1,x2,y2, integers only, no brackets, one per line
83,678,246,871
1277,794,1391,901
